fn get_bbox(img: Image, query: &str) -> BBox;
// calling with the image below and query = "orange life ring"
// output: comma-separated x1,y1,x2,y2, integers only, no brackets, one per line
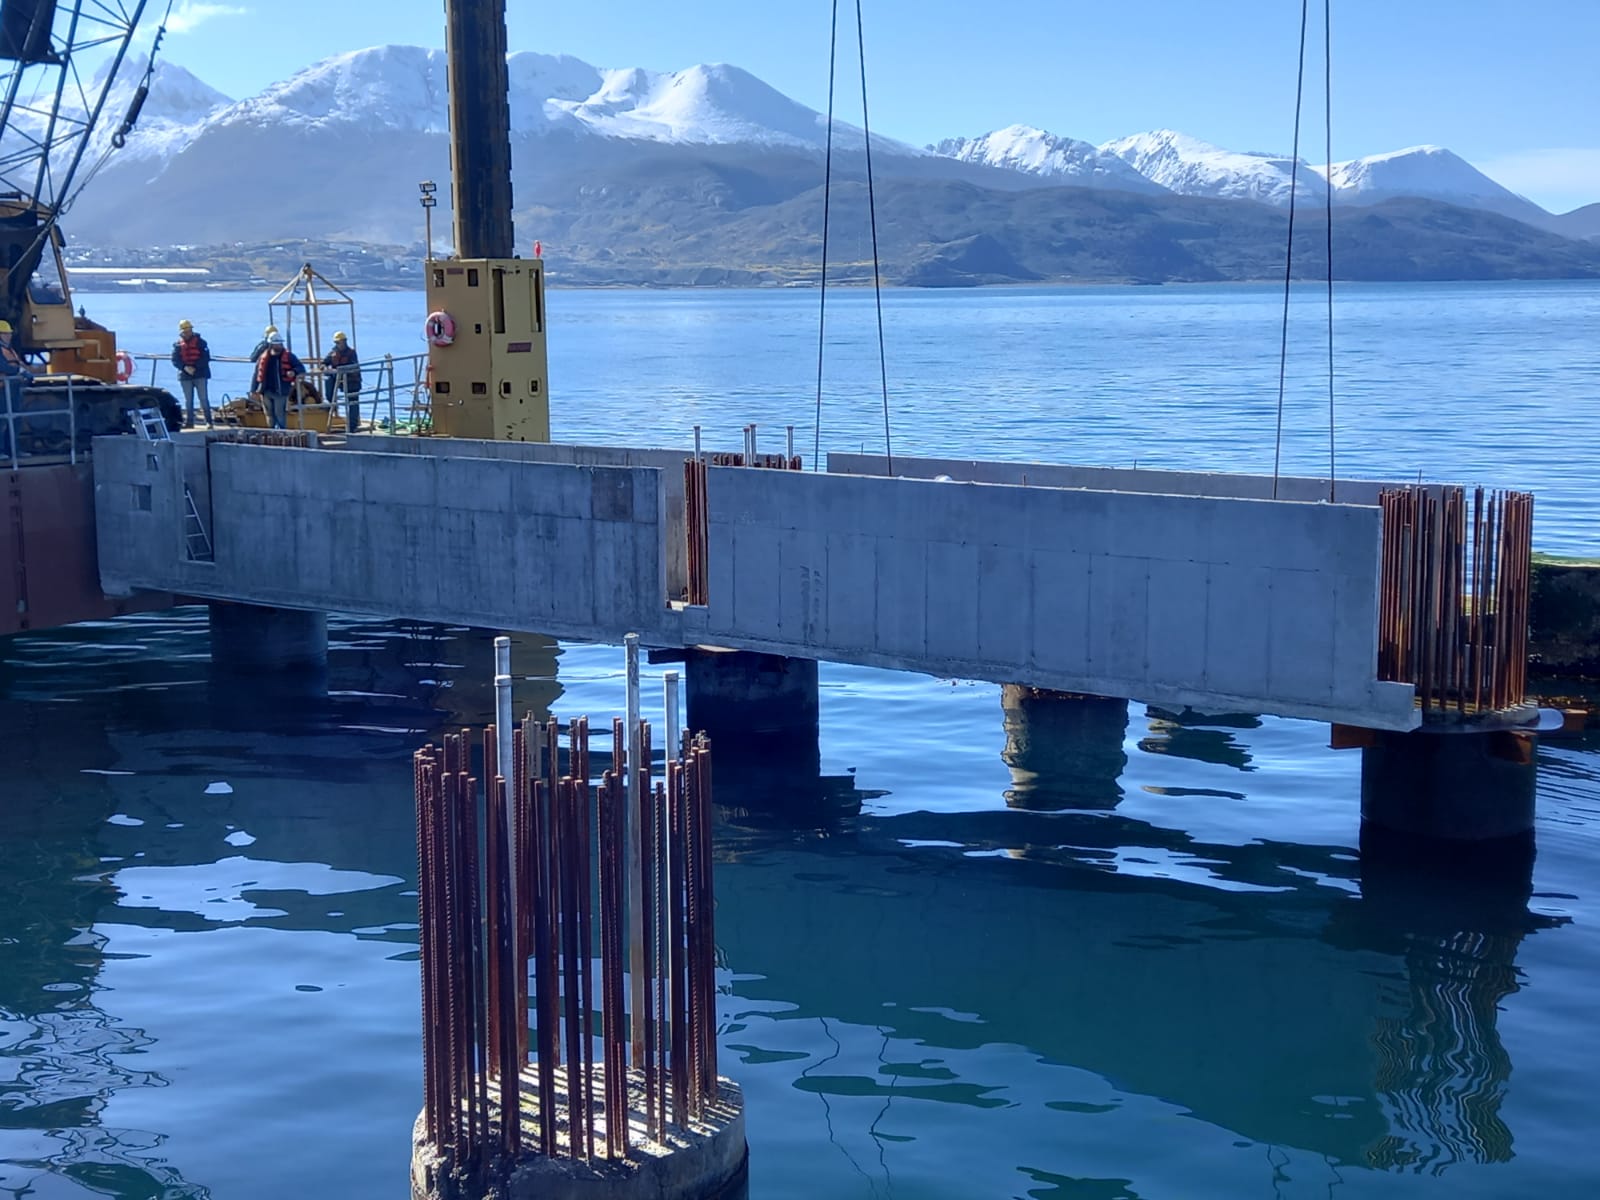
425,310,456,347
115,350,134,383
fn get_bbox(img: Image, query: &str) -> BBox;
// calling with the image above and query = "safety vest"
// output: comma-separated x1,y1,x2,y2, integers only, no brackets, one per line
1,344,22,367
256,351,297,387
178,334,205,366
327,345,356,367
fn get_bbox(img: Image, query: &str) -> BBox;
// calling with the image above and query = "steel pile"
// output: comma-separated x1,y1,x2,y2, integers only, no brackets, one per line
1377,485,1534,716
415,716,720,1178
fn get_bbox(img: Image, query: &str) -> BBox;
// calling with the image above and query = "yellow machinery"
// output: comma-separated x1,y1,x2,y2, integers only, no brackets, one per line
423,253,550,442
423,0,550,444
0,196,119,383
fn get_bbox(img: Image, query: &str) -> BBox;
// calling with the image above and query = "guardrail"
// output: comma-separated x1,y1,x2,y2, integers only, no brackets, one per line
129,350,432,432
2,376,79,470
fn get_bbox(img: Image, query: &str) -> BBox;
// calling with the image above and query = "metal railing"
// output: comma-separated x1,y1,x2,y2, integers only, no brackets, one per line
130,350,433,433
2,376,79,470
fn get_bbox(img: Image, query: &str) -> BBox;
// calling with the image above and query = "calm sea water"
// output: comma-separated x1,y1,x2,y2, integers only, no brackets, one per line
3,282,1599,1199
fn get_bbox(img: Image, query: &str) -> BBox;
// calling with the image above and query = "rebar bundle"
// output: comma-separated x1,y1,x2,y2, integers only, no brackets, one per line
683,442,803,606
415,716,720,1179
1377,486,1534,716
204,429,314,448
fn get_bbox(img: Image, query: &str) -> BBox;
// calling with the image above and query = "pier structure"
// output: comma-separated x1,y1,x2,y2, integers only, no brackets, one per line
90,432,1545,841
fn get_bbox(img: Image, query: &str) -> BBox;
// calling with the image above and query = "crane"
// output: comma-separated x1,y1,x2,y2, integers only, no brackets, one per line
0,0,180,457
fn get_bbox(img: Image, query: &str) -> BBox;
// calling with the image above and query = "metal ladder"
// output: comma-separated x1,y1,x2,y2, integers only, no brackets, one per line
130,408,214,562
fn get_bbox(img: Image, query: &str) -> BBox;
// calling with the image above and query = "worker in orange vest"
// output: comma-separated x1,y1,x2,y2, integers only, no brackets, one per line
170,319,213,427
254,333,305,430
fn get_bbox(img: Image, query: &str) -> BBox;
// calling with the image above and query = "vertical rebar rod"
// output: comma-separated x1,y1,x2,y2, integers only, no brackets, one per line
641,774,659,1143
668,759,689,1128
625,636,645,1064
484,728,502,1090
558,775,583,1157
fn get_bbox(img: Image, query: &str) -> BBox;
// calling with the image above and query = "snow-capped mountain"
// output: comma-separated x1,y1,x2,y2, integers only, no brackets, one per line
936,125,1565,229
1098,130,1309,206
1,58,229,176
548,62,859,149
105,45,902,155
929,125,1162,193
35,41,1587,255
1316,145,1549,225
89,59,232,162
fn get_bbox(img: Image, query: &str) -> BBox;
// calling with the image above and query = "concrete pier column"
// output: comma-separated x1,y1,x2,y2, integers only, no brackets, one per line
1000,685,1129,810
685,649,825,816
208,602,328,674
1359,728,1537,842
685,649,818,745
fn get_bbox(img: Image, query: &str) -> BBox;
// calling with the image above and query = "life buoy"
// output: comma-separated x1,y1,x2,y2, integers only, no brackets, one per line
425,311,456,347
115,350,134,383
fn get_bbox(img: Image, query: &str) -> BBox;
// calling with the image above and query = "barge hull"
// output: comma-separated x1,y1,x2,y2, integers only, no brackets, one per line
3,462,171,637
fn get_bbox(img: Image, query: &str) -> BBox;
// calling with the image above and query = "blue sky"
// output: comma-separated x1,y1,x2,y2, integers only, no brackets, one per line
153,0,1599,211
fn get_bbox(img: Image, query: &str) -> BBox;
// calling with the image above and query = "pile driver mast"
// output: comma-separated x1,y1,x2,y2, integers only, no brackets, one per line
425,0,550,442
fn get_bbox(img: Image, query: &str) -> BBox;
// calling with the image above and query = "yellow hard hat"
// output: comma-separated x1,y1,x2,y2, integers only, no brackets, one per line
178,319,193,331
333,331,347,341
0,320,12,333
264,324,278,337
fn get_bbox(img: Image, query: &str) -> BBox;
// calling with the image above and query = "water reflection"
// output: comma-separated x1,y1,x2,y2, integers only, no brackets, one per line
721,758,1560,1187
1001,688,1128,810
0,611,1590,1198
1138,705,1259,775
0,703,210,1199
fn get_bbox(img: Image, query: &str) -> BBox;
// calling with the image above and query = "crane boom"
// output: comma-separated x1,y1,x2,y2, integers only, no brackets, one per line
0,0,151,348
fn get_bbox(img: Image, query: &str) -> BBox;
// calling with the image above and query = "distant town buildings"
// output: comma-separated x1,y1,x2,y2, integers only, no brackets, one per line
63,241,425,291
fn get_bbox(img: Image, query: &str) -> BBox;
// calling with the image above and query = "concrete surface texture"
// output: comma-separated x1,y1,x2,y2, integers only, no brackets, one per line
410,1074,746,1200
91,434,1420,730
827,452,1446,507
93,436,674,643
689,465,1418,729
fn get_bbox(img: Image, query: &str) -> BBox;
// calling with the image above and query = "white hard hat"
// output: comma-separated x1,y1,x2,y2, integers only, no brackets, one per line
267,332,284,345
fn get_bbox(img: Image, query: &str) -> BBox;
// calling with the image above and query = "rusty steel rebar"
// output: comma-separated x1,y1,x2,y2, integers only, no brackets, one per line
1377,485,1534,717
415,710,721,1172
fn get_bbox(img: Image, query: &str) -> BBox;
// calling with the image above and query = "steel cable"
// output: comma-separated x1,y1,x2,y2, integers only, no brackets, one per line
855,0,894,475
1324,0,1337,501
813,0,840,472
1272,0,1310,499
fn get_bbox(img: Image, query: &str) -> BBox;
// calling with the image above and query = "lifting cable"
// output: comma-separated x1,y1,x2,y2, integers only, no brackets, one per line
1323,0,1336,500
1272,0,1337,501
66,0,176,214
1271,0,1310,501
812,0,839,472
813,0,894,474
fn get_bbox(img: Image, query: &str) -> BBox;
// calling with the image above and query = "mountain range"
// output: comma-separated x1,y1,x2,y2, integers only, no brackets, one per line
34,46,1600,286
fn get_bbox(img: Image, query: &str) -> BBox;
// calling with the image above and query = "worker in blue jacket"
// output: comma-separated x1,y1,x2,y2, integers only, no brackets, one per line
170,319,213,427
254,333,305,430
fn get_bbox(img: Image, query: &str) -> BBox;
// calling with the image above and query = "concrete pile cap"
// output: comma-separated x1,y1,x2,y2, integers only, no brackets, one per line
412,1072,747,1200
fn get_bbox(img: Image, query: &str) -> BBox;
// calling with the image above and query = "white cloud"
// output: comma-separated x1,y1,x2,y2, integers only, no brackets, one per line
166,3,249,36
1474,147,1600,214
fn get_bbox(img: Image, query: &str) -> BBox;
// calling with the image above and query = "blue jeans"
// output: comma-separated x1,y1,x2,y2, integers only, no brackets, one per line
179,375,211,425
264,390,288,429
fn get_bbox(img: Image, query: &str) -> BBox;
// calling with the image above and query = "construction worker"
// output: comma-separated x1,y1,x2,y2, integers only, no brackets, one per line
254,333,304,430
322,331,363,432
248,324,279,364
0,320,34,413
170,319,213,427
